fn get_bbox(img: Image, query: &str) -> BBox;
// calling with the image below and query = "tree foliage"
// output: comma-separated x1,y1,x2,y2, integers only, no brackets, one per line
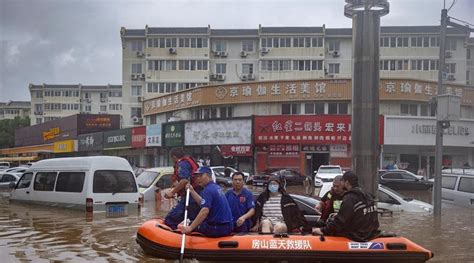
0,117,30,149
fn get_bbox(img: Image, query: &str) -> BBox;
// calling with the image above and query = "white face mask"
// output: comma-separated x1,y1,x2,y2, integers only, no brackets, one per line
268,184,279,193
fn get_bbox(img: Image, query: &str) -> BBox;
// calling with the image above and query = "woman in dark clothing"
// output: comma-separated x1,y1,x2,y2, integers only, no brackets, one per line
250,176,310,234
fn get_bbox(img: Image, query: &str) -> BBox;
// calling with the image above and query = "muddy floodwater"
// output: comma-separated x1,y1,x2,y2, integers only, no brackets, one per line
0,187,473,262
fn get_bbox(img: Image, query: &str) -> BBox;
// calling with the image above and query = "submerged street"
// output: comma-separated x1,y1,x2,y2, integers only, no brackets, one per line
1,188,473,262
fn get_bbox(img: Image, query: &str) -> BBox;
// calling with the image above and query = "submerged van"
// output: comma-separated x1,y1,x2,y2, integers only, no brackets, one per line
9,156,140,215
441,169,474,208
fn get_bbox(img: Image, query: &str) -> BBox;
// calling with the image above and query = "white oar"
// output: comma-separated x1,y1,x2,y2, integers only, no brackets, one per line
179,187,191,263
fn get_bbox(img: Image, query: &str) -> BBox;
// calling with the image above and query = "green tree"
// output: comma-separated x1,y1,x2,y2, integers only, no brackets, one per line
0,116,30,149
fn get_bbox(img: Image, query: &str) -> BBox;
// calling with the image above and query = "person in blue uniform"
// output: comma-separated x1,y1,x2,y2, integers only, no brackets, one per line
182,167,233,237
225,172,255,233
164,147,200,229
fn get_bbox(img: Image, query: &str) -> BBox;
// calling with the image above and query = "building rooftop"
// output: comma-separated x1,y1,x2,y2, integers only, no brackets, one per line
148,27,208,35
0,101,31,108
211,29,259,36
261,26,324,34
29,84,122,90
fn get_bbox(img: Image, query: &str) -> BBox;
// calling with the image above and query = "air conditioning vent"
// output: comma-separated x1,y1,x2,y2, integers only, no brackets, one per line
240,75,248,81
210,74,217,80
131,74,138,80
447,73,456,81
219,51,228,57
100,98,107,103
169,47,177,54
240,51,248,57
329,50,340,57
216,74,226,81
136,51,144,57
140,73,146,80
261,47,270,54
132,116,143,124
247,74,255,80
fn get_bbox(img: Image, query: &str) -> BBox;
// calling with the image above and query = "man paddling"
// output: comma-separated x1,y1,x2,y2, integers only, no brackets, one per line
182,167,233,237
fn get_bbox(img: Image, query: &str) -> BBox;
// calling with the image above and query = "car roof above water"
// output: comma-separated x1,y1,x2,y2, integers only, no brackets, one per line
30,156,133,172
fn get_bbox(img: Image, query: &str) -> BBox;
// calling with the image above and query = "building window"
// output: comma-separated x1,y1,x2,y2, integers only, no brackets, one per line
35,104,43,112
100,105,107,112
109,104,122,111
36,91,43,98
215,63,226,74
328,63,340,74
178,37,208,48
132,63,142,74
36,118,42,124
293,37,312,48
411,36,423,47
242,63,254,74
131,107,141,118
396,36,409,47
220,107,233,118
312,37,323,47
215,41,226,52
178,60,208,71
131,41,143,52
261,60,291,71
131,85,142,96
446,39,457,51
109,91,122,97
327,40,340,52
445,63,456,74
430,36,440,47
282,103,300,115
328,102,348,114
85,105,91,112
401,104,417,116
242,40,254,52
84,92,91,99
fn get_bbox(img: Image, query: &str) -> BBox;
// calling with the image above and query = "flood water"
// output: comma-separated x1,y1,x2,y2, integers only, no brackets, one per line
1,187,473,263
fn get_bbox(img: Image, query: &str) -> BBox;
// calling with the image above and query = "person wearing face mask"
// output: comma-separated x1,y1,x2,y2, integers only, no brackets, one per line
250,176,310,234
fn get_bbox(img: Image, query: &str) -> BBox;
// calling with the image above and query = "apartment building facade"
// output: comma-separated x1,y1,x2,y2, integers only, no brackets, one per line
0,101,31,120
29,84,124,126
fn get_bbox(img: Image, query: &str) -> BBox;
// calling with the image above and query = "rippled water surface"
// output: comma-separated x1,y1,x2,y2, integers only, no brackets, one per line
1,188,473,262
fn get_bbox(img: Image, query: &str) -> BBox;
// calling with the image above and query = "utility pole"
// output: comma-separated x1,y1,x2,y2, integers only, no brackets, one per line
433,8,447,217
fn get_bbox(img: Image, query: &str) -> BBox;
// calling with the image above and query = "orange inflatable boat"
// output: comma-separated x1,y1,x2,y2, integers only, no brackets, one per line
137,218,433,262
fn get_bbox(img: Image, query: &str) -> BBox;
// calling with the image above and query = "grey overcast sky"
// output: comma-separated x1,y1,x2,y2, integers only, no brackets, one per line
0,0,473,102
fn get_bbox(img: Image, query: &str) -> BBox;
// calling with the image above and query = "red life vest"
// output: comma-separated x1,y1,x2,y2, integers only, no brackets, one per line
172,156,200,196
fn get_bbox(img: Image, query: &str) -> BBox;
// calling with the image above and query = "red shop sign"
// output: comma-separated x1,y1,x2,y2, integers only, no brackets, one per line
220,145,253,156
131,126,146,148
254,115,384,145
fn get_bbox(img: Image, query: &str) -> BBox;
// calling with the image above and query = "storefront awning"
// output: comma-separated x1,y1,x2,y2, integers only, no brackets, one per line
0,144,54,155
0,156,40,162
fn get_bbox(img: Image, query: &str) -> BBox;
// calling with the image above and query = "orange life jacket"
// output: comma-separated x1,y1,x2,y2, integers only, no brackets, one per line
172,156,200,196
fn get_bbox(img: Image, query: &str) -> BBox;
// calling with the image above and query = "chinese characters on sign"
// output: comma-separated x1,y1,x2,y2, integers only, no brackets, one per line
251,239,312,250
185,119,252,146
43,127,60,141
144,89,200,115
220,145,253,156
268,144,299,156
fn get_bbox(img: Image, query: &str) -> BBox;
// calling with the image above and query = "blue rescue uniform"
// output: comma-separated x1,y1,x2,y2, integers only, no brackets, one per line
225,188,255,232
195,182,233,237
164,159,201,230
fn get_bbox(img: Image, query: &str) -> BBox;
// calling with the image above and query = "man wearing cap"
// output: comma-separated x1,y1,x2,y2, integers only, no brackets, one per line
182,167,234,237
225,172,255,233
312,171,380,242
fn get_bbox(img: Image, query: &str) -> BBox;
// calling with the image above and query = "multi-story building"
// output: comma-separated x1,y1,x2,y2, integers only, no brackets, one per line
0,101,31,120
29,84,125,126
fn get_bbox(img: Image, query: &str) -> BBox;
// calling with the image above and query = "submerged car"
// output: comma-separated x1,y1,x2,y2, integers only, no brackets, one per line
378,169,432,190
137,167,174,202
0,173,21,190
253,168,307,187
314,165,343,187
211,166,250,183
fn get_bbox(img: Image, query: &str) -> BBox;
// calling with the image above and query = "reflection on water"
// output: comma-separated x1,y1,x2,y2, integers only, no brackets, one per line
1,187,473,262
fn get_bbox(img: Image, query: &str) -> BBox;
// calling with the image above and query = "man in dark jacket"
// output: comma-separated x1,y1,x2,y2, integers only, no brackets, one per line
312,171,380,242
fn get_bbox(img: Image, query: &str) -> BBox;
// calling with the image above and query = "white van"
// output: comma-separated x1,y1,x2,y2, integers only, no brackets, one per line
441,170,474,208
9,156,140,215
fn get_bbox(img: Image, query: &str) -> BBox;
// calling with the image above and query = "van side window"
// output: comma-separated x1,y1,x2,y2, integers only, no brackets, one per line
93,170,137,193
56,172,85,193
458,177,474,194
441,176,457,190
17,173,33,189
34,172,57,191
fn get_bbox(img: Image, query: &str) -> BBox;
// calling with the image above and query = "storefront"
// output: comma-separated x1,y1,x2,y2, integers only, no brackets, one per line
382,116,474,176
130,126,147,167
77,132,104,156
161,122,185,166
53,139,77,157
254,115,384,176
183,119,253,170
145,124,162,167
103,128,133,163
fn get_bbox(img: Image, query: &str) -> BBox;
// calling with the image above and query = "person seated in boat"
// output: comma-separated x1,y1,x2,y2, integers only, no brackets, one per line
182,167,234,237
312,171,380,242
314,175,344,227
225,172,255,233
251,176,310,234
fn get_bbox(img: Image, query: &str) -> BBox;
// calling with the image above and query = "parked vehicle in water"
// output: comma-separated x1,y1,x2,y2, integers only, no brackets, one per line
318,183,432,213
0,162,11,170
314,165,343,187
211,166,250,183
2,167,29,174
440,170,474,208
252,168,307,187
378,169,432,190
9,156,140,216
0,173,21,190
137,167,174,202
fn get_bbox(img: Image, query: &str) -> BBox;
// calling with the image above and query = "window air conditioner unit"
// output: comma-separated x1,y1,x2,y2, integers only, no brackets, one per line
330,50,340,57
136,51,144,57
137,96,142,102
447,73,456,81
210,74,218,80
247,74,255,80
219,51,228,57
240,51,248,57
131,74,138,80
327,74,336,78
100,98,107,103
212,51,220,56
132,116,143,124
169,48,177,54
140,73,146,80
445,51,452,58
86,99,92,103
240,75,248,81
216,74,226,81
261,47,270,54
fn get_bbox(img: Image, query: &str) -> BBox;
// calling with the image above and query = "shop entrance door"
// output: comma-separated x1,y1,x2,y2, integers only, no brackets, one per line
305,153,329,178
420,155,435,179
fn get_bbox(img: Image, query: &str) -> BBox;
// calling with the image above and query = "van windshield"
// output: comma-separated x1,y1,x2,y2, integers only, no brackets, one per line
136,171,159,188
93,170,138,193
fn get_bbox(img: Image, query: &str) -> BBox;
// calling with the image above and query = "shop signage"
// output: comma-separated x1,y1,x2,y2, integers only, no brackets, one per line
268,144,300,156
146,124,162,147
78,132,103,152
220,145,253,156
43,127,60,141
53,140,76,153
77,114,121,134
302,145,330,152
131,126,146,148
384,116,474,147
103,128,132,149
185,119,252,146
163,123,184,147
